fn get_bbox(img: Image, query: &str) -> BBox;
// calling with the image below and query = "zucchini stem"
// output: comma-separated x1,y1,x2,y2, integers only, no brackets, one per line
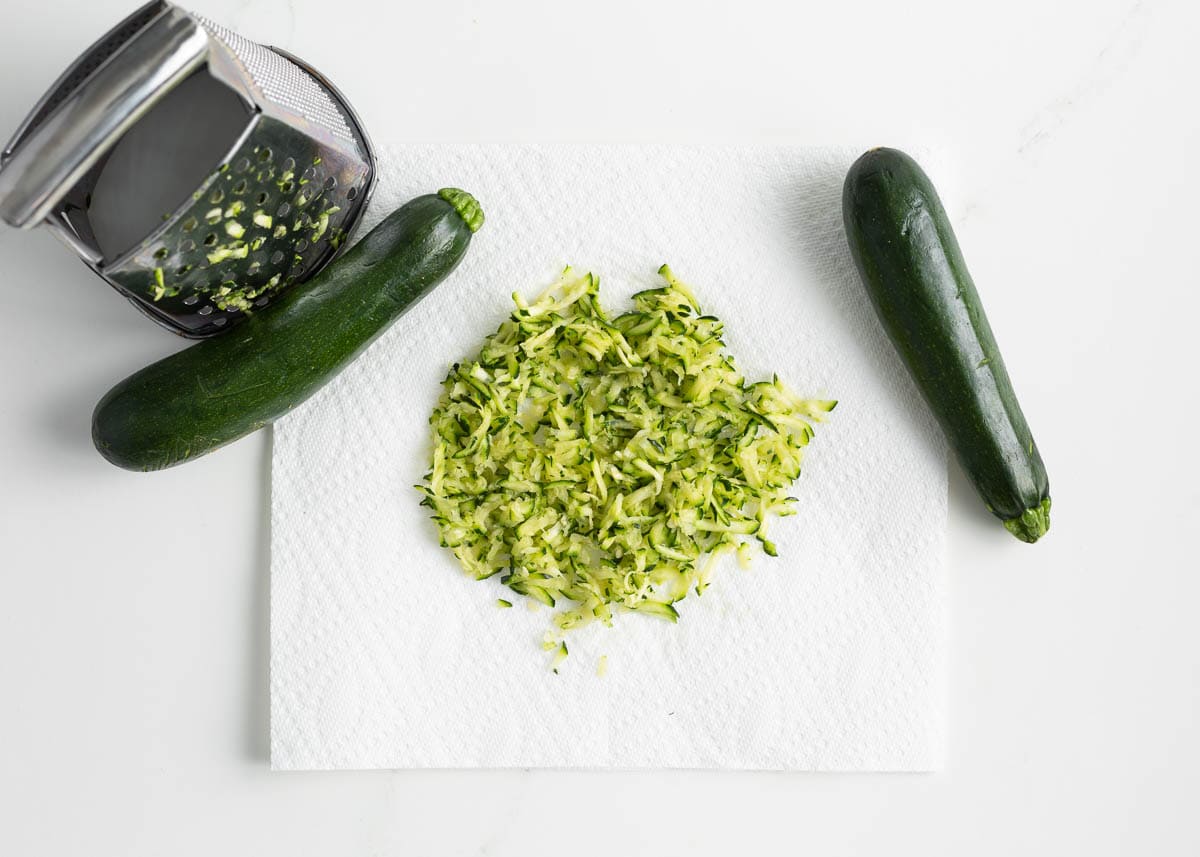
1004,497,1051,544
438,187,485,233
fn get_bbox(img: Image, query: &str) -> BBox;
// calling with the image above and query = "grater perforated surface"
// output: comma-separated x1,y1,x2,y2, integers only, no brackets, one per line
0,1,376,338
194,15,356,145
97,9,376,337
104,115,373,336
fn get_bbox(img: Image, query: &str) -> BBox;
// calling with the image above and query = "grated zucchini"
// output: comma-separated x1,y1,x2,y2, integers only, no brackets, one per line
419,266,834,640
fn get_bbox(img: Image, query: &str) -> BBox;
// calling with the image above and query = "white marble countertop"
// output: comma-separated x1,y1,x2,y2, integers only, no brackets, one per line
1,0,1197,854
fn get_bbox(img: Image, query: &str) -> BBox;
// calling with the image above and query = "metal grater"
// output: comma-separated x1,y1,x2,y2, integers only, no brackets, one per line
0,0,376,337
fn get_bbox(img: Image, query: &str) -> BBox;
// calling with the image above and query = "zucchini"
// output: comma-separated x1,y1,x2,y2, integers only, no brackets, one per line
93,188,484,471
842,148,1050,542
419,266,835,637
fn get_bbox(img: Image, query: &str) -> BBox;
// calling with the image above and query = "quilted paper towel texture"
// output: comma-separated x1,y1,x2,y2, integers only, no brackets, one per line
271,145,948,770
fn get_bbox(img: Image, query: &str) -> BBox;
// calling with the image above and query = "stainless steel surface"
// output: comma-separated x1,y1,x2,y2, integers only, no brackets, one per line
0,4,207,229
269,47,380,270
1,1,169,165
0,0,377,338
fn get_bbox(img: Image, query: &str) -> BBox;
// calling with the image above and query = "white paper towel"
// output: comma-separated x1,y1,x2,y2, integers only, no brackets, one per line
270,145,948,771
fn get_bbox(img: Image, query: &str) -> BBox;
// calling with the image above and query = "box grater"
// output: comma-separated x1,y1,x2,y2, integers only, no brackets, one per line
0,0,376,337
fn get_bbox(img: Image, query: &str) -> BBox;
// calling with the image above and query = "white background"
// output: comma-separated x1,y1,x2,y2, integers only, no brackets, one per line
0,0,1196,854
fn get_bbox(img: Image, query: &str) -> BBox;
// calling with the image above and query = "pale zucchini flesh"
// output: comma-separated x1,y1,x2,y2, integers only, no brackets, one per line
419,266,834,649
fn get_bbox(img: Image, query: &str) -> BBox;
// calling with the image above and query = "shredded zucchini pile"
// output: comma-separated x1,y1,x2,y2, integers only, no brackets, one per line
419,266,834,643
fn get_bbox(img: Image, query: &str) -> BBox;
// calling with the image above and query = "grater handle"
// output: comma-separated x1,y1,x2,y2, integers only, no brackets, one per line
0,3,210,229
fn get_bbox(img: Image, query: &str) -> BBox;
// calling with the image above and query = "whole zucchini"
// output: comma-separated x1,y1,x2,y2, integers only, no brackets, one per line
842,149,1050,542
93,188,484,471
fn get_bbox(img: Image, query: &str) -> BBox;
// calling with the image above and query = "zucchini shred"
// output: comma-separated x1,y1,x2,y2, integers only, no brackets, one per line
418,265,834,657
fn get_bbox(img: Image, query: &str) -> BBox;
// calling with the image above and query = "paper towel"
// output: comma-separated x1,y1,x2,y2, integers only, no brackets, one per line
270,145,948,771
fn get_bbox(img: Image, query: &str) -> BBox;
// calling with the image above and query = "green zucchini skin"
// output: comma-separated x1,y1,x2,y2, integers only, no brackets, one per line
842,149,1050,542
93,189,483,471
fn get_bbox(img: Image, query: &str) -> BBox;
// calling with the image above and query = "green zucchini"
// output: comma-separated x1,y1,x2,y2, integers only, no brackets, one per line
842,148,1050,542
419,266,835,637
93,188,484,471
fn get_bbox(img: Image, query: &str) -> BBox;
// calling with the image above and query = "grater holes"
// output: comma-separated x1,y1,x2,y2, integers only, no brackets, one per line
181,216,198,232
294,238,308,253
235,157,251,173
347,186,359,201
233,179,248,195
192,15,357,144
209,187,225,204
270,250,285,264
324,176,337,190
257,147,272,162
176,264,192,276
179,238,196,254
198,305,213,316
183,295,199,306
153,247,169,260
280,180,295,194
256,191,270,206
277,202,291,218
302,166,317,181
255,296,270,307
213,317,228,327
204,232,218,247
282,157,296,173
